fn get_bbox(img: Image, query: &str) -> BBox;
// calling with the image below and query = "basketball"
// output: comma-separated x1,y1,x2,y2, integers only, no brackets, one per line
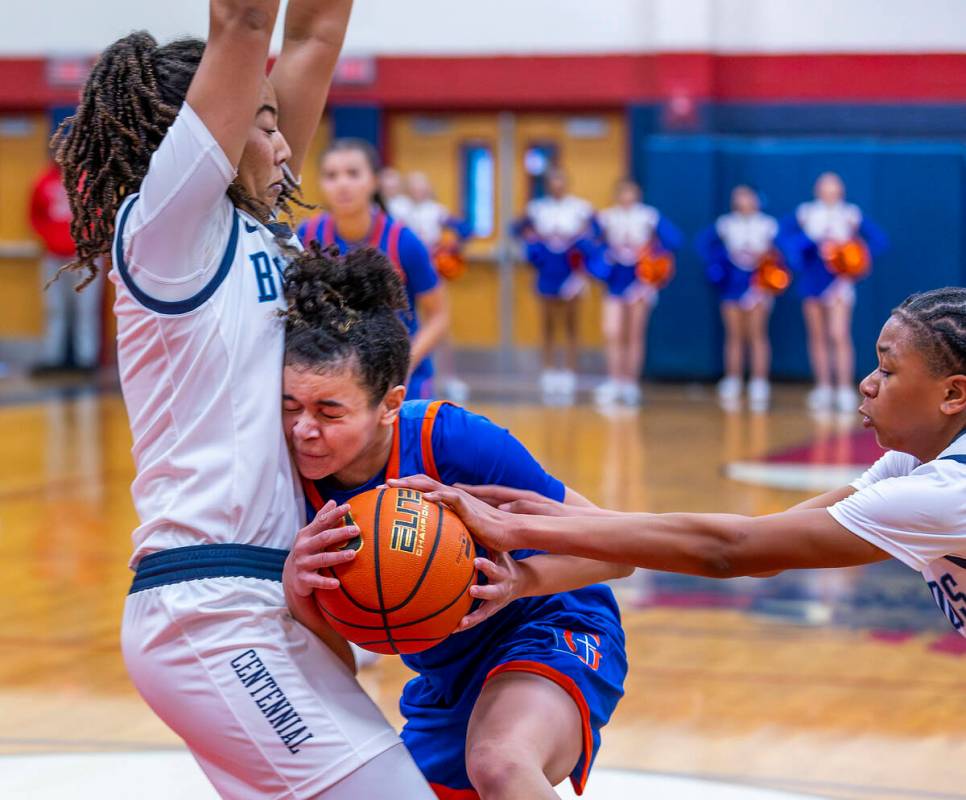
313,487,478,655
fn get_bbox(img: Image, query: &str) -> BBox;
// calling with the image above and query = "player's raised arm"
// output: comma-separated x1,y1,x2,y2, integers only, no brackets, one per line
187,0,282,167
270,0,354,177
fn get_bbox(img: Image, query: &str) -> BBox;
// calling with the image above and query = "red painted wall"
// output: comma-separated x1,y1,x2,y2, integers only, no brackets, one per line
3,52,966,111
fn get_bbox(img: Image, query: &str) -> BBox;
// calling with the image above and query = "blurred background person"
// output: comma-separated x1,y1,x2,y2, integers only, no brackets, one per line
590,178,682,408
405,170,473,402
300,140,449,400
782,172,888,414
513,167,594,405
28,158,101,374
379,165,413,223
699,185,787,412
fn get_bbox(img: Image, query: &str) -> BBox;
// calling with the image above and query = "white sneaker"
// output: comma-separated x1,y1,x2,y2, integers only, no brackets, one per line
620,380,643,406
717,376,743,411
747,378,771,413
540,369,559,398
594,379,621,408
807,384,834,412
442,377,469,404
557,370,577,404
835,385,857,414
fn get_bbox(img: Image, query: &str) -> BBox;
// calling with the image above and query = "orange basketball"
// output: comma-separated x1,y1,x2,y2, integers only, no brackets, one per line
313,487,477,655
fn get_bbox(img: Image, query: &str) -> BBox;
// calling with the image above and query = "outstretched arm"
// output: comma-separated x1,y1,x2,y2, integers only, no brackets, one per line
390,475,890,578
270,0,353,176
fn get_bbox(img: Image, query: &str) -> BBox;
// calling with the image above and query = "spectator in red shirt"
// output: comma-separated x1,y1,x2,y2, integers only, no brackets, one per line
29,162,102,373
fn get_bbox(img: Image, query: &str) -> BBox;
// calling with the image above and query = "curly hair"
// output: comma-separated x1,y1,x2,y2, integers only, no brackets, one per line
282,243,411,404
51,31,308,289
892,287,966,376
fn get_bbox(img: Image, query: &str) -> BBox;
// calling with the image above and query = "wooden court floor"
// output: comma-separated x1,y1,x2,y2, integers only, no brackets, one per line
1,381,964,799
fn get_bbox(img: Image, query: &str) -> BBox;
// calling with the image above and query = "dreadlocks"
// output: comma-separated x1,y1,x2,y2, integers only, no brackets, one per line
52,31,309,289
893,287,966,376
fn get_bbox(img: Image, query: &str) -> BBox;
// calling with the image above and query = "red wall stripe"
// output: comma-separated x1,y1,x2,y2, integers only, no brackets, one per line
3,52,966,111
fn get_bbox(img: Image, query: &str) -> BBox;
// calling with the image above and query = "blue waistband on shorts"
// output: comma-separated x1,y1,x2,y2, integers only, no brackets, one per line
129,543,289,594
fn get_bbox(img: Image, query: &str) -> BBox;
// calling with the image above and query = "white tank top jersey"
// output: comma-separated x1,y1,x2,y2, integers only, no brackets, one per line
828,432,966,636
406,200,450,249
715,212,779,270
109,103,303,568
597,203,659,265
526,195,593,253
796,200,862,244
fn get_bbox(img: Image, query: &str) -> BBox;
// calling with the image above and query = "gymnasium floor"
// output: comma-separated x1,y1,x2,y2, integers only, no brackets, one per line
1,375,964,799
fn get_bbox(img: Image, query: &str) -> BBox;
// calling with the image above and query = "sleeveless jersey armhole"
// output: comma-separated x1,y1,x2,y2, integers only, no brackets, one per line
419,400,451,482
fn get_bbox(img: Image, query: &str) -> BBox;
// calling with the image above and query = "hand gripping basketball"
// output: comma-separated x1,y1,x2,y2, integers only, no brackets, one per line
285,500,360,598
386,475,514,553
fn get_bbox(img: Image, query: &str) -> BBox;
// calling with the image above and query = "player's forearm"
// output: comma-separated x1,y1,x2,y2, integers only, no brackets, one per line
281,0,352,50
509,511,752,578
283,578,356,673
516,555,634,598
272,0,352,174
410,298,450,367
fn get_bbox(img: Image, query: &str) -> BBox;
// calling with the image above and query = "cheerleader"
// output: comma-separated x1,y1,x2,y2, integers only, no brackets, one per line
698,185,786,412
513,168,594,405
405,171,473,402
782,172,888,413
592,179,683,407
379,166,413,223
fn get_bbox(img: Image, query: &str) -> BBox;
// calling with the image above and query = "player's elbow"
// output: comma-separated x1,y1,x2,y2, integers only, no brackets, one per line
694,528,750,579
212,1,278,37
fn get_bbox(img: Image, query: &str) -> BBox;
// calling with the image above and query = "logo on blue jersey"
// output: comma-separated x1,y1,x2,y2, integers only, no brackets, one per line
553,628,602,671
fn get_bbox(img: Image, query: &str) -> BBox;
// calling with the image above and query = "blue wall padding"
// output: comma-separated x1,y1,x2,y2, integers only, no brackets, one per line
631,134,966,380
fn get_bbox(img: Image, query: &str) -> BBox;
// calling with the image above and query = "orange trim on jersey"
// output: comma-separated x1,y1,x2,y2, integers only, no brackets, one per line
386,218,402,267
420,400,450,482
386,416,402,481
429,784,479,800
483,660,594,796
301,476,325,512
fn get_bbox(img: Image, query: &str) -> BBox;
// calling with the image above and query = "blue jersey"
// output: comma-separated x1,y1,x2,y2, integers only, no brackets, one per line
302,400,626,796
297,211,439,395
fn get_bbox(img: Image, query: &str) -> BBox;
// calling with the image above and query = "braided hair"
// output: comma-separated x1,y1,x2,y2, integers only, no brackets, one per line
893,287,966,376
283,243,411,404
52,31,308,289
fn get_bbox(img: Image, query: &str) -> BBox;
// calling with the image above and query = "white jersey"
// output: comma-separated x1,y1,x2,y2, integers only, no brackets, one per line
526,195,593,253
386,194,414,226
110,102,302,567
828,433,966,636
597,203,659,266
796,200,862,244
406,199,451,249
716,212,779,271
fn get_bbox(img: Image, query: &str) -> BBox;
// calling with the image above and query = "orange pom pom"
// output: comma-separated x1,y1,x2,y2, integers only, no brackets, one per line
752,250,791,294
636,243,675,287
826,238,871,278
